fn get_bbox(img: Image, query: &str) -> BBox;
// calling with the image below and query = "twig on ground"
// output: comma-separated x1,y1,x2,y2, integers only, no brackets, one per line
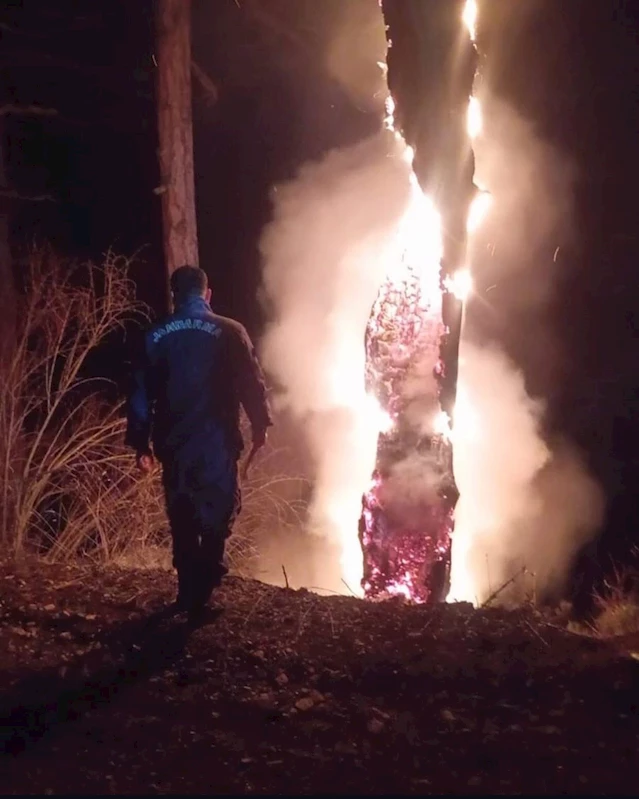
341,578,358,597
281,565,290,589
525,620,549,648
480,566,528,608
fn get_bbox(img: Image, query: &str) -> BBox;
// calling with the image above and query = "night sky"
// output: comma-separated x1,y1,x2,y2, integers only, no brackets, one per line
3,0,639,585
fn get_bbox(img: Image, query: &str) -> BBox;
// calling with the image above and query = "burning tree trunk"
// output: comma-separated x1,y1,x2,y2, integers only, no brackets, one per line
359,0,478,603
382,0,477,417
156,0,199,282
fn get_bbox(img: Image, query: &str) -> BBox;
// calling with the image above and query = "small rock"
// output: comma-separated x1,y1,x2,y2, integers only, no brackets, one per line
295,696,315,712
441,709,455,722
367,718,385,734
276,672,289,686
59,631,72,640
309,689,325,703
468,776,482,787
482,719,499,737
256,693,276,710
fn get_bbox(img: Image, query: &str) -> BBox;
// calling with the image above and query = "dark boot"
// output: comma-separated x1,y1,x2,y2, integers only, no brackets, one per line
173,570,195,612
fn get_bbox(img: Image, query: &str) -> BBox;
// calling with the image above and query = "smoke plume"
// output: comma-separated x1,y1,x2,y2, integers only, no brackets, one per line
449,97,606,605
259,130,415,594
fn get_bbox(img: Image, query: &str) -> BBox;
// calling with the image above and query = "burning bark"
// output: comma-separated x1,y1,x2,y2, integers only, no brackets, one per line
382,0,477,427
359,0,479,603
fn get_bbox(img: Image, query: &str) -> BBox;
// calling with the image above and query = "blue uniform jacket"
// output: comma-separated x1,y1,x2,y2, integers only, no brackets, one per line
125,295,272,462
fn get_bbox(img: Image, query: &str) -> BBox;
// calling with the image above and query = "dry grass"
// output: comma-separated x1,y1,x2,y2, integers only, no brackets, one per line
0,250,148,559
232,423,308,575
591,563,639,639
0,249,307,575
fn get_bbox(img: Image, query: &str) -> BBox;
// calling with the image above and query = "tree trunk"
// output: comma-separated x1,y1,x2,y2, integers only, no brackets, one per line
156,0,198,286
0,116,16,353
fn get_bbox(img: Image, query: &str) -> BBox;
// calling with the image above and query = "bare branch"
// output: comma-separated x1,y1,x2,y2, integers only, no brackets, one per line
191,60,218,106
0,189,55,202
0,104,58,117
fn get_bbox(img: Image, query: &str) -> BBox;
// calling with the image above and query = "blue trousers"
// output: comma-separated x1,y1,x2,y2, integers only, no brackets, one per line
161,433,240,606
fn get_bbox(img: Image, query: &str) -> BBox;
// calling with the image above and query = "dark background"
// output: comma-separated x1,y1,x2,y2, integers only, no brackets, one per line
3,0,639,588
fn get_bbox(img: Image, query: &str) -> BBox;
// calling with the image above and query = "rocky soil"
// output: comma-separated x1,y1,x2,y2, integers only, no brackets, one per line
1,558,638,795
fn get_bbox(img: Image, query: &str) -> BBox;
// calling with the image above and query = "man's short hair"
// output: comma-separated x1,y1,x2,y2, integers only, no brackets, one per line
170,265,208,298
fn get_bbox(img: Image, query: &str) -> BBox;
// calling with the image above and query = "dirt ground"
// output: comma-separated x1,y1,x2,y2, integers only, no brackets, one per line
0,558,638,795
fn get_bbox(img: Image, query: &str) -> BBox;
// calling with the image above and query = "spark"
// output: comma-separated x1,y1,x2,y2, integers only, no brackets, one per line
467,96,482,139
462,0,478,42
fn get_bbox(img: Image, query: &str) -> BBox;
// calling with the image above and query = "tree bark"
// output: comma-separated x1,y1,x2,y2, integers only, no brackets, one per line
156,0,198,283
0,115,16,351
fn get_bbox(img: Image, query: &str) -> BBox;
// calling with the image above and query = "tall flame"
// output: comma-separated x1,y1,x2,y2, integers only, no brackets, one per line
462,0,478,43
467,96,482,139
447,0,487,604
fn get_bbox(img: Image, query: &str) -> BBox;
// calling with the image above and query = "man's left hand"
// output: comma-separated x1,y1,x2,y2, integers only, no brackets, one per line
136,453,155,473
252,427,268,451
242,429,269,480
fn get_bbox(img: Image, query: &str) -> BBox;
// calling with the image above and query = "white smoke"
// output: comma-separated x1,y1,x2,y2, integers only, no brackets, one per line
259,129,415,594
449,98,606,605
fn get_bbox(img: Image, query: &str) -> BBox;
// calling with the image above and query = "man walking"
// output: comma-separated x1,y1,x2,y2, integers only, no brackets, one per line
126,265,272,620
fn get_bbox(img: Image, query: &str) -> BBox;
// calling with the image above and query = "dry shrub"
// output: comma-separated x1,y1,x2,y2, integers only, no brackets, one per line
1,249,307,574
592,563,639,639
0,250,149,559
